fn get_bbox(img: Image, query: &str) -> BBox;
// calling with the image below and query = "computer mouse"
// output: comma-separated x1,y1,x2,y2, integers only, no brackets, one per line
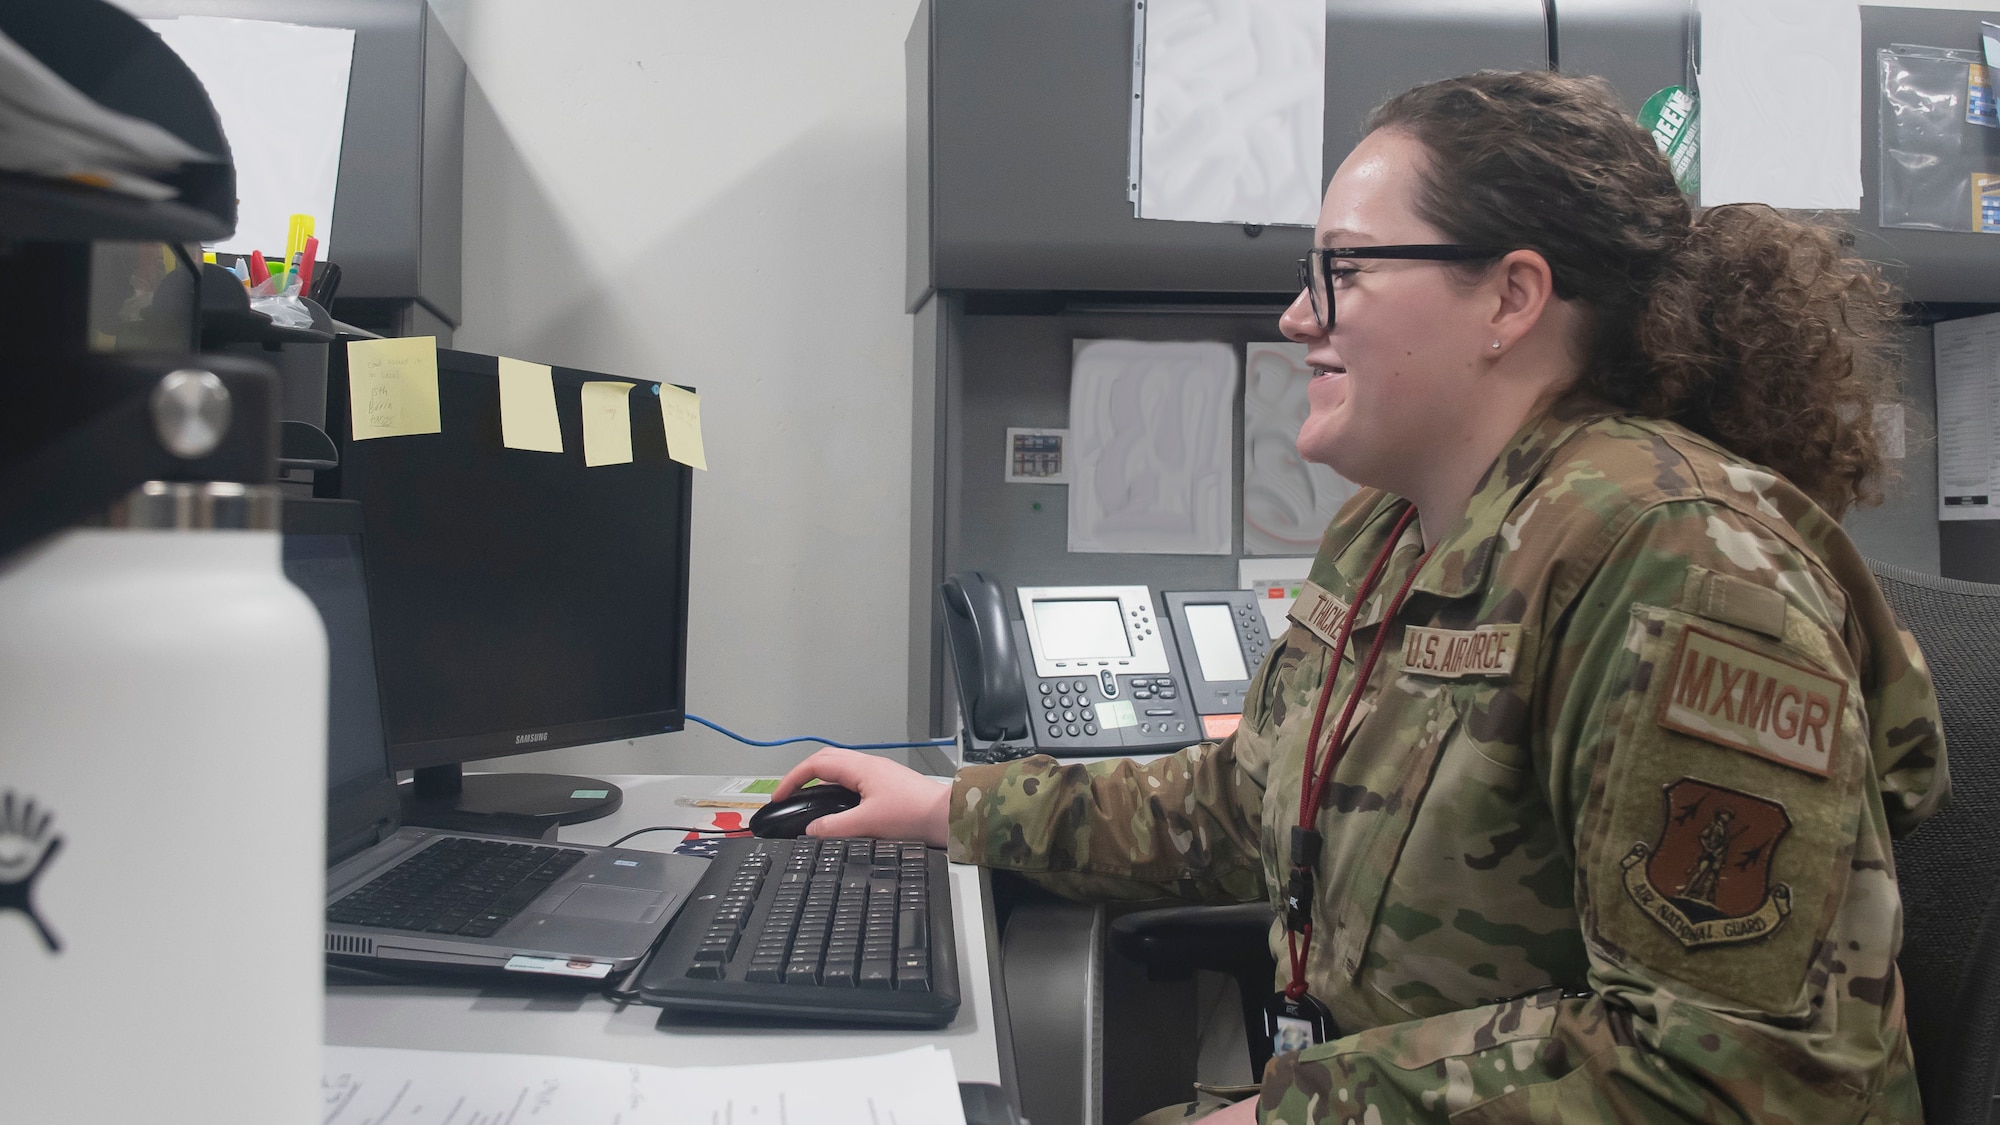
749,784,863,839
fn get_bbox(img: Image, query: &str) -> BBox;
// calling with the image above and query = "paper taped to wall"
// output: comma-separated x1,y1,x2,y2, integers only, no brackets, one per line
1242,341,1358,553
1068,339,1237,554
1937,311,2000,520
147,17,354,257
1133,0,1324,226
322,1043,967,1125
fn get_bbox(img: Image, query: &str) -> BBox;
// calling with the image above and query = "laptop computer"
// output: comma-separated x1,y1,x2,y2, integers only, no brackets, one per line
286,498,703,975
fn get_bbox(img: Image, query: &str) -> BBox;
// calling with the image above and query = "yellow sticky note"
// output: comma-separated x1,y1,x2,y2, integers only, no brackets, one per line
580,381,635,466
347,337,441,440
497,357,563,452
657,383,707,470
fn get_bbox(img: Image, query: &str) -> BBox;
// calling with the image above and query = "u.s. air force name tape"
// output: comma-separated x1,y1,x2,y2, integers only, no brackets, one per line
1400,624,1520,679
1656,626,1845,778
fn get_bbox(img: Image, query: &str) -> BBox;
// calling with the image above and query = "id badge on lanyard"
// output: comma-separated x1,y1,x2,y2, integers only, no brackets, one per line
1272,505,1431,1052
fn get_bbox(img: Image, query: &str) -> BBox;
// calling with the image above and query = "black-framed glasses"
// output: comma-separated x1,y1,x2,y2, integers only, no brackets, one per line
1296,245,1508,329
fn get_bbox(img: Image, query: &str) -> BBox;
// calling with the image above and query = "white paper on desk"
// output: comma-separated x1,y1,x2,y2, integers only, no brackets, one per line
1937,311,2000,521
1243,342,1359,554
323,1043,968,1125
1133,0,1324,226
146,17,353,257
1068,339,1237,555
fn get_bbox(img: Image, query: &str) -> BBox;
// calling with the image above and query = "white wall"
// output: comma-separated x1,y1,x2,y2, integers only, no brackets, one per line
425,0,926,777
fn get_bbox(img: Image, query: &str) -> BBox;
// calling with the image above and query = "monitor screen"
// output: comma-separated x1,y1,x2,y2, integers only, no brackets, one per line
1031,599,1131,660
1181,603,1249,683
324,347,692,772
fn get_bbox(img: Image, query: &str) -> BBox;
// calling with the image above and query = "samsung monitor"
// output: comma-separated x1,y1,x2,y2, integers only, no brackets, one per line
321,345,692,827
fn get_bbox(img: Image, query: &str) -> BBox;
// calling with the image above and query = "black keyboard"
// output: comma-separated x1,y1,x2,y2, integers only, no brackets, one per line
327,837,588,938
638,837,960,1028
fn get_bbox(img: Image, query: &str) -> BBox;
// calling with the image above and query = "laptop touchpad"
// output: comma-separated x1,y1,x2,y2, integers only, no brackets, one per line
551,884,665,922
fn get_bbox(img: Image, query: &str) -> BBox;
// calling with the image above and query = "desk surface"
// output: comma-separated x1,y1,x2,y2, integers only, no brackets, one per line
325,774,1008,1088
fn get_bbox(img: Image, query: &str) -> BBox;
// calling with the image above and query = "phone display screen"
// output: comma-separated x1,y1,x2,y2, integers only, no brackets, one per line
1183,603,1249,682
1032,599,1132,660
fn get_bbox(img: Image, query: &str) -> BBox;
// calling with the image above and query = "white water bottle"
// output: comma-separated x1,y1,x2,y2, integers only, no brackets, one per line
0,482,326,1124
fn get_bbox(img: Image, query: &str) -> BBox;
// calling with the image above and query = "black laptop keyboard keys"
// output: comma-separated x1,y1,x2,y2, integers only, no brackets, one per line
327,836,588,937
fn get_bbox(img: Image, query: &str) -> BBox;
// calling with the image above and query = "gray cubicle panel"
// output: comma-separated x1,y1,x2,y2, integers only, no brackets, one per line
909,294,1290,736
118,0,465,331
1842,321,1943,577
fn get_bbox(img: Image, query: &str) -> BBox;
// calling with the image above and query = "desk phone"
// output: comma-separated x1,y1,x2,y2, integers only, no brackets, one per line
940,573,1201,757
1160,590,1272,726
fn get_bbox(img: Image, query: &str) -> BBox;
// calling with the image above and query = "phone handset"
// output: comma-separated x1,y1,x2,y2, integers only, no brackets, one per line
940,572,1031,743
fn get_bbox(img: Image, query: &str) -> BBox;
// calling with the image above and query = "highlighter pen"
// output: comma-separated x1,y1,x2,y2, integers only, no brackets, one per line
248,249,269,286
298,236,319,296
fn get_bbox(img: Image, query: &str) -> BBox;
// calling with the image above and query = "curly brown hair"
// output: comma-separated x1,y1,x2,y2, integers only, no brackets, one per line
1368,71,1903,517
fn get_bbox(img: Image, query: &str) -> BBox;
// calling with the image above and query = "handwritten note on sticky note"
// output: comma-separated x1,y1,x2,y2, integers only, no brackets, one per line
579,380,634,466
347,337,440,440
657,383,707,470
497,356,562,452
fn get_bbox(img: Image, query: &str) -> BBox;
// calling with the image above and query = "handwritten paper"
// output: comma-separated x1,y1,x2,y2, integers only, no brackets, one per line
1243,342,1359,553
322,1043,967,1125
347,337,440,440
1134,0,1324,226
657,383,708,470
1068,339,1237,554
498,357,563,453
580,381,635,467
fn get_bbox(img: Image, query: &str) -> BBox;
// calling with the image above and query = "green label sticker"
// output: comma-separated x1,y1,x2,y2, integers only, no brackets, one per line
1639,86,1700,198
741,778,781,794
1099,700,1138,730
569,789,610,799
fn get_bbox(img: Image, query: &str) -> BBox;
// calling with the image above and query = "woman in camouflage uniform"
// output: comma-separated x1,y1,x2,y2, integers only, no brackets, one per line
777,71,1946,1123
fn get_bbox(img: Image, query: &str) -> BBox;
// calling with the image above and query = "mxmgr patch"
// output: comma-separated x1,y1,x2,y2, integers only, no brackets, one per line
1622,778,1793,949
1656,626,1845,778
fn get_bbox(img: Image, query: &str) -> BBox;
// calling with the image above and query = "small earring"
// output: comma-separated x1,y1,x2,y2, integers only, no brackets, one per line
1491,340,1502,350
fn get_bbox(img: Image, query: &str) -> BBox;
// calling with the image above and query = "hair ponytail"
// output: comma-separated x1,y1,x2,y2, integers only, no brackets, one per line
1369,72,1902,517
1633,204,1900,516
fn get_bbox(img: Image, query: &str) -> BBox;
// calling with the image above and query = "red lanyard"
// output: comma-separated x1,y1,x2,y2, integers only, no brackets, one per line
1284,504,1432,999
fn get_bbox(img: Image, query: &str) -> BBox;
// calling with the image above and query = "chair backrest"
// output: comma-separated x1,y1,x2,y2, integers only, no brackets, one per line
1869,559,2000,1125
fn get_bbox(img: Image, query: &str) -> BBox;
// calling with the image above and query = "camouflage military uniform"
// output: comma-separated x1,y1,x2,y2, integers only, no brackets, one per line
950,403,1947,1122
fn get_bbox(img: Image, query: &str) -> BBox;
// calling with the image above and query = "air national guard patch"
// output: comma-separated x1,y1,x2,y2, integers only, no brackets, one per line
1400,624,1520,679
1657,626,1845,778
1622,778,1792,949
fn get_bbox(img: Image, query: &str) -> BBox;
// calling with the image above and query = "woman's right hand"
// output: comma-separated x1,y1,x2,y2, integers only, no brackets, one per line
770,747,953,847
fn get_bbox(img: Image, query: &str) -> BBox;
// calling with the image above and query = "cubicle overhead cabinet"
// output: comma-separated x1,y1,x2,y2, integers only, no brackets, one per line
905,0,1698,308
121,0,465,338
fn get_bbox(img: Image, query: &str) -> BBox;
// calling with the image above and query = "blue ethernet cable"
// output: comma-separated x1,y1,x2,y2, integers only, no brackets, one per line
684,713,956,751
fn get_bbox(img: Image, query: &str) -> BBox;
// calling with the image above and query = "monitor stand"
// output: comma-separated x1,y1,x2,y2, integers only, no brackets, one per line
398,764,624,835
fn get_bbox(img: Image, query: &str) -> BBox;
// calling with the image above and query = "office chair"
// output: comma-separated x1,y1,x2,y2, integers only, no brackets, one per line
1109,903,1279,1080
1868,559,2000,1125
